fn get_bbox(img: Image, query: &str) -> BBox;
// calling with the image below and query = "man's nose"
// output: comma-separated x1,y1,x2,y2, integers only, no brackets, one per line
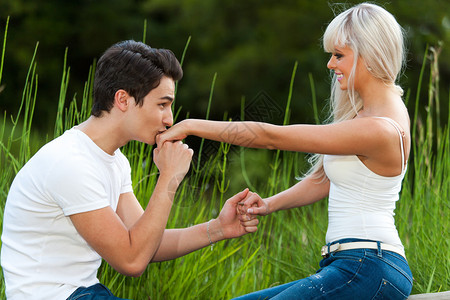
163,109,173,128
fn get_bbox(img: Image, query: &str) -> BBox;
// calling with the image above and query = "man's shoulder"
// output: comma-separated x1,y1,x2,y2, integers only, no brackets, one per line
36,129,80,153
26,129,95,172
26,128,130,179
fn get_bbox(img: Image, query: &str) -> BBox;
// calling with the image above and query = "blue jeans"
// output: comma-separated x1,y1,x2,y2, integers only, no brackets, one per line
233,239,413,300
66,283,130,300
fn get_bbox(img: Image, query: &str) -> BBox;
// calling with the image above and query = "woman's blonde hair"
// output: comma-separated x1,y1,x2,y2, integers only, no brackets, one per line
306,2,406,179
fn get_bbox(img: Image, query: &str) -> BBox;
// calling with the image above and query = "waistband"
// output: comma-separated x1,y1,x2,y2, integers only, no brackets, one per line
321,241,405,259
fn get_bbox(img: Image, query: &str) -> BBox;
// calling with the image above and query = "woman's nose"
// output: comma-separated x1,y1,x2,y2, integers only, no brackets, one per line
327,56,335,70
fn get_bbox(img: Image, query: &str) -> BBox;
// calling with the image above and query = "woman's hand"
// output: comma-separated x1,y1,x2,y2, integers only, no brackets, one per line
237,192,269,219
156,120,190,148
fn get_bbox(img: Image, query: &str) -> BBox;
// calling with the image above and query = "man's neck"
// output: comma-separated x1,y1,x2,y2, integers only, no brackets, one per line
77,115,128,155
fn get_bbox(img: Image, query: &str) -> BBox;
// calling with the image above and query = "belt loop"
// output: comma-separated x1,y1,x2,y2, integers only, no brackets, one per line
327,243,331,255
377,241,382,257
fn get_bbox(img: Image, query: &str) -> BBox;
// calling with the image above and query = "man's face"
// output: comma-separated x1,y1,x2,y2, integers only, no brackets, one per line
127,76,175,145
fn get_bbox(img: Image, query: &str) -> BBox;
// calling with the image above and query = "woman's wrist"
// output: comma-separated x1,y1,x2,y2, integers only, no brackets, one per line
265,198,274,214
182,119,195,136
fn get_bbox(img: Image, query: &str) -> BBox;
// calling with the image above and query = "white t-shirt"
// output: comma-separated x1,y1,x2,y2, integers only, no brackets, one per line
1,128,133,300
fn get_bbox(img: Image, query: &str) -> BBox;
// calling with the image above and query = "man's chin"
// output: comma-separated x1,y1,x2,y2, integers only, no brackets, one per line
137,135,156,146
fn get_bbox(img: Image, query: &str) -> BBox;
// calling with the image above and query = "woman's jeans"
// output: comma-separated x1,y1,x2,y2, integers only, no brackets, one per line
66,283,130,300
233,239,413,300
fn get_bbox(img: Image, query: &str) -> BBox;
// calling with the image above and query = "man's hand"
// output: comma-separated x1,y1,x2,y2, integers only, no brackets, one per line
153,140,193,195
209,189,259,243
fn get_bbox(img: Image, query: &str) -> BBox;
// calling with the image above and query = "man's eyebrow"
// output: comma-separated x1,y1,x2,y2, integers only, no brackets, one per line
160,96,174,102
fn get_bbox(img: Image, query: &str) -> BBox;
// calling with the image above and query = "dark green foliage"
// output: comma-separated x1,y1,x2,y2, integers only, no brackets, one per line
0,0,449,132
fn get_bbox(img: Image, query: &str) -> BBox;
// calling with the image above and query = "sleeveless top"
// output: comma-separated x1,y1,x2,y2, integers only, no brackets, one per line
323,117,407,255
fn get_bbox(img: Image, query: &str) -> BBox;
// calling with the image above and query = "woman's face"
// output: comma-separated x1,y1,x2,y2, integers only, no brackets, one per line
327,45,355,90
327,45,371,92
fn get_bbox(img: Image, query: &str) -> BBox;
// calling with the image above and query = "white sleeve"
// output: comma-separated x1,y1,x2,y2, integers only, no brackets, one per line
116,150,133,195
45,158,110,216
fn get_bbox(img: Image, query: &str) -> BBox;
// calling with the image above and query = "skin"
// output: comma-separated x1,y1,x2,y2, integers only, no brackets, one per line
157,46,411,218
70,76,259,277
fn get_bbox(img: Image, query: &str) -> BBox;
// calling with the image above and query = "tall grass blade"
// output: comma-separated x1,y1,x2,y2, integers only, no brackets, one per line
0,16,9,86
174,36,191,108
195,72,217,172
308,73,320,124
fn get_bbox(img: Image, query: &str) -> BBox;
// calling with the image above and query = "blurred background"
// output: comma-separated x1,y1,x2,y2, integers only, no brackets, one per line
0,0,449,134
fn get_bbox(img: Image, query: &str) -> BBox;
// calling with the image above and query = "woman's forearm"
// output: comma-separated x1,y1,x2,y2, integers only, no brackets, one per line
184,119,278,149
266,175,330,213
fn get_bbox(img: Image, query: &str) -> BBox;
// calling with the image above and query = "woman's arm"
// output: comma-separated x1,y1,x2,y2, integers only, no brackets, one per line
159,118,397,157
159,117,406,176
238,174,330,217
266,175,330,213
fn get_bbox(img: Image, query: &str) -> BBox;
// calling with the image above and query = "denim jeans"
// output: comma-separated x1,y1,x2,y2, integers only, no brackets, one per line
66,283,130,300
233,239,413,300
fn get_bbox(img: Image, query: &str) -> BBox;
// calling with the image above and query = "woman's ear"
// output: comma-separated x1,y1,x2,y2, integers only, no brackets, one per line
114,89,131,112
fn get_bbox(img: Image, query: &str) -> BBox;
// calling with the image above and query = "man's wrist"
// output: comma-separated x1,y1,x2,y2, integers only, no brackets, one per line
208,218,224,244
157,173,182,199
206,219,215,250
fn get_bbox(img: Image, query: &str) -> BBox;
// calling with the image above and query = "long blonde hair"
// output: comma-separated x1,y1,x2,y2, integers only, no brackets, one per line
307,2,406,179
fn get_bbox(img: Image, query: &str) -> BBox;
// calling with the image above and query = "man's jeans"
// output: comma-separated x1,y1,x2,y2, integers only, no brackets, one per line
67,283,130,300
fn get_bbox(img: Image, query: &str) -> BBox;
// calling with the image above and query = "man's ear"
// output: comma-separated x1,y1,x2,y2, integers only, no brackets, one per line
114,89,131,112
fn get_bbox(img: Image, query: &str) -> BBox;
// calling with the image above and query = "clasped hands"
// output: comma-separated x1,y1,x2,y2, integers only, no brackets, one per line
230,190,268,237
237,191,268,223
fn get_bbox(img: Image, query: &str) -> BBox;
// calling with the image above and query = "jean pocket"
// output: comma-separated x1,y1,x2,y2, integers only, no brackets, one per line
371,278,408,300
66,289,92,300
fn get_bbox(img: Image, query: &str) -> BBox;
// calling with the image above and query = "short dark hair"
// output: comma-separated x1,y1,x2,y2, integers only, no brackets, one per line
91,40,183,117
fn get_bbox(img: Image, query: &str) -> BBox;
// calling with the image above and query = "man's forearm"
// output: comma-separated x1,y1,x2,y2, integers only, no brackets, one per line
126,175,178,270
151,219,220,262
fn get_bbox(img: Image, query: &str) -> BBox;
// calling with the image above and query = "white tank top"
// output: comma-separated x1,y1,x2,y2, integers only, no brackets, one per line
323,117,406,255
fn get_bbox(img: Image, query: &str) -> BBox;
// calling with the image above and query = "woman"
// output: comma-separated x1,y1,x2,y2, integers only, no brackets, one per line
158,3,413,299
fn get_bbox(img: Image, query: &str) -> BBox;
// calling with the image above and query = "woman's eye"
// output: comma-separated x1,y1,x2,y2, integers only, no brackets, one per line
334,53,343,59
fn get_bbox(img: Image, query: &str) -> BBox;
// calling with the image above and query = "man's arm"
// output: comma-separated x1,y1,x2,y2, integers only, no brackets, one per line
70,141,192,277
151,189,258,262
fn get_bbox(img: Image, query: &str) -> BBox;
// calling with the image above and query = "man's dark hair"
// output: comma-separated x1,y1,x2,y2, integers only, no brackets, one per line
91,40,183,117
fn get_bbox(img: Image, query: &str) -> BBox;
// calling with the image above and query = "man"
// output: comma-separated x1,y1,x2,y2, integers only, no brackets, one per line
1,40,258,299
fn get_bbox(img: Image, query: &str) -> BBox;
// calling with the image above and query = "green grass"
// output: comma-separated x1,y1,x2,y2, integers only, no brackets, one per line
0,20,449,299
